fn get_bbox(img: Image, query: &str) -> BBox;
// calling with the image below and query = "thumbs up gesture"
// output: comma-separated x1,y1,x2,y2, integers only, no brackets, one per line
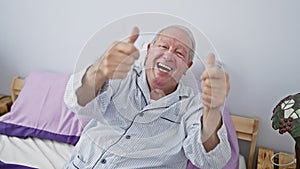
81,27,140,97
97,26,140,79
201,53,230,114
76,27,140,106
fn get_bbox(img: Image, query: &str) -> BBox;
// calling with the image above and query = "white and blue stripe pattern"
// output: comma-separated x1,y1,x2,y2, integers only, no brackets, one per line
63,65,231,169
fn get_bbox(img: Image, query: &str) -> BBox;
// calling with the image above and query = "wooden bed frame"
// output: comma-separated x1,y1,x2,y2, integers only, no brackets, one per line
232,114,259,169
9,76,259,169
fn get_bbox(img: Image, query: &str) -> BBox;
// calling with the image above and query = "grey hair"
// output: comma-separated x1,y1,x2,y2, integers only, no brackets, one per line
151,25,196,61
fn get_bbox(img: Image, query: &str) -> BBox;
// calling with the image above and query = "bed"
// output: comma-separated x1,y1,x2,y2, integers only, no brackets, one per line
0,71,255,169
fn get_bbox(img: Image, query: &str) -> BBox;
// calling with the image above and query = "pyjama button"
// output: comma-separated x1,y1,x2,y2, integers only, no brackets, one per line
101,159,106,164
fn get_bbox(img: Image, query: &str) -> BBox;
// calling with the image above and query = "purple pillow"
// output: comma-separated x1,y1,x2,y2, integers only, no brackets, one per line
186,107,240,169
0,71,90,145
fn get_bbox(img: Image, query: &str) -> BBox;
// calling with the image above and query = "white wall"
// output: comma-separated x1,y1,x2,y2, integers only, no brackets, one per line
1,0,299,164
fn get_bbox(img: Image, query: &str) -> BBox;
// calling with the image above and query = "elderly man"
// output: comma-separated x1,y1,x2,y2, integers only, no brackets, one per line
64,25,231,168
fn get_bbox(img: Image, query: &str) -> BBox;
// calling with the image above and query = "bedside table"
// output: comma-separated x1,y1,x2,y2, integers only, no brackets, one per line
257,147,297,169
0,94,13,115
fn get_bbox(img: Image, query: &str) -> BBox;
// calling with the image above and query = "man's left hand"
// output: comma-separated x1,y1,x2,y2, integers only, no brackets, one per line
201,53,230,114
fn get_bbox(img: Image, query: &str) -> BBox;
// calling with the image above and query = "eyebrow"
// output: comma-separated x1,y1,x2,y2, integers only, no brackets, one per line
157,38,189,51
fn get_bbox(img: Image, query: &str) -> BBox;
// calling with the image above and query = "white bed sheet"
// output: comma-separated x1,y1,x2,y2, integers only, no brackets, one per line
0,134,74,169
239,154,246,169
0,135,246,169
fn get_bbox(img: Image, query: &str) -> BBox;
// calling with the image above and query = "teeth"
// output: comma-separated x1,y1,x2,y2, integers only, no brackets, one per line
157,62,172,72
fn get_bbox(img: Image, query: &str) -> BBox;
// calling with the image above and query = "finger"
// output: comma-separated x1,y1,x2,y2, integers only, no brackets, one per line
201,53,215,80
114,42,139,59
203,78,212,88
104,67,131,79
201,93,212,107
202,93,221,109
120,55,137,65
110,72,128,79
127,26,140,44
202,85,212,95
120,48,139,60
114,51,138,64
203,78,221,88
117,65,134,74
206,53,215,67
201,67,225,80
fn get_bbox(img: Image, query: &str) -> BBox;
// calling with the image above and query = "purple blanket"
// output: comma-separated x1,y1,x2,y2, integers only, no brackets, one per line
0,161,36,169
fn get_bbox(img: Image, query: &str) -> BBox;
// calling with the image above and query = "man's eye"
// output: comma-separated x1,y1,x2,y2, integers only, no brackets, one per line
158,45,168,49
176,52,184,58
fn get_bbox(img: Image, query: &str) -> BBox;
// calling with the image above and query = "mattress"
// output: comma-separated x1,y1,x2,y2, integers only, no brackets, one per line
0,134,246,169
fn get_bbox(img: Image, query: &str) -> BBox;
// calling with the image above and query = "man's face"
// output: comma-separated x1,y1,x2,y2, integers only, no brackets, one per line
145,27,193,95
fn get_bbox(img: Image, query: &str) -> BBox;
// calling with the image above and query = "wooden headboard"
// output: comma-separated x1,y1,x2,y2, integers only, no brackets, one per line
10,76,24,103
9,76,259,169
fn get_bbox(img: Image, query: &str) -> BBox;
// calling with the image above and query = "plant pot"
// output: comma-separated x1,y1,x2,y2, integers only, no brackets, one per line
295,142,300,169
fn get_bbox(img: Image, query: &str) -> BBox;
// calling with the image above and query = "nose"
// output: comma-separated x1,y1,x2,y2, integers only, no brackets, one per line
163,51,175,62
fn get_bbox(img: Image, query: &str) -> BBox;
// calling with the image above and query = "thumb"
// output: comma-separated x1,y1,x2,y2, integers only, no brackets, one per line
206,53,215,67
127,26,140,44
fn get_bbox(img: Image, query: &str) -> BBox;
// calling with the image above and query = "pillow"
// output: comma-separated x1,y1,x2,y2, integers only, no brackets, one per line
0,71,90,146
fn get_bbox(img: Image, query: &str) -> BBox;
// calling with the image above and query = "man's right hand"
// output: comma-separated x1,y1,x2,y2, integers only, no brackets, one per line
76,27,140,106
88,27,140,90
98,26,140,80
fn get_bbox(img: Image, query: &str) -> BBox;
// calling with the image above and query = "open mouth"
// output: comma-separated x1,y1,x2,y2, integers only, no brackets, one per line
157,62,172,73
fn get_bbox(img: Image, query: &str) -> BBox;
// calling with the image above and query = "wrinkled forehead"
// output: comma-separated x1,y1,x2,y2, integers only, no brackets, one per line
156,27,193,50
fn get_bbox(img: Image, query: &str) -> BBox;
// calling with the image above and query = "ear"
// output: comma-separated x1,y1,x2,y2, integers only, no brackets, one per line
183,61,193,75
144,43,151,65
146,43,151,58
147,43,151,52
187,61,193,68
